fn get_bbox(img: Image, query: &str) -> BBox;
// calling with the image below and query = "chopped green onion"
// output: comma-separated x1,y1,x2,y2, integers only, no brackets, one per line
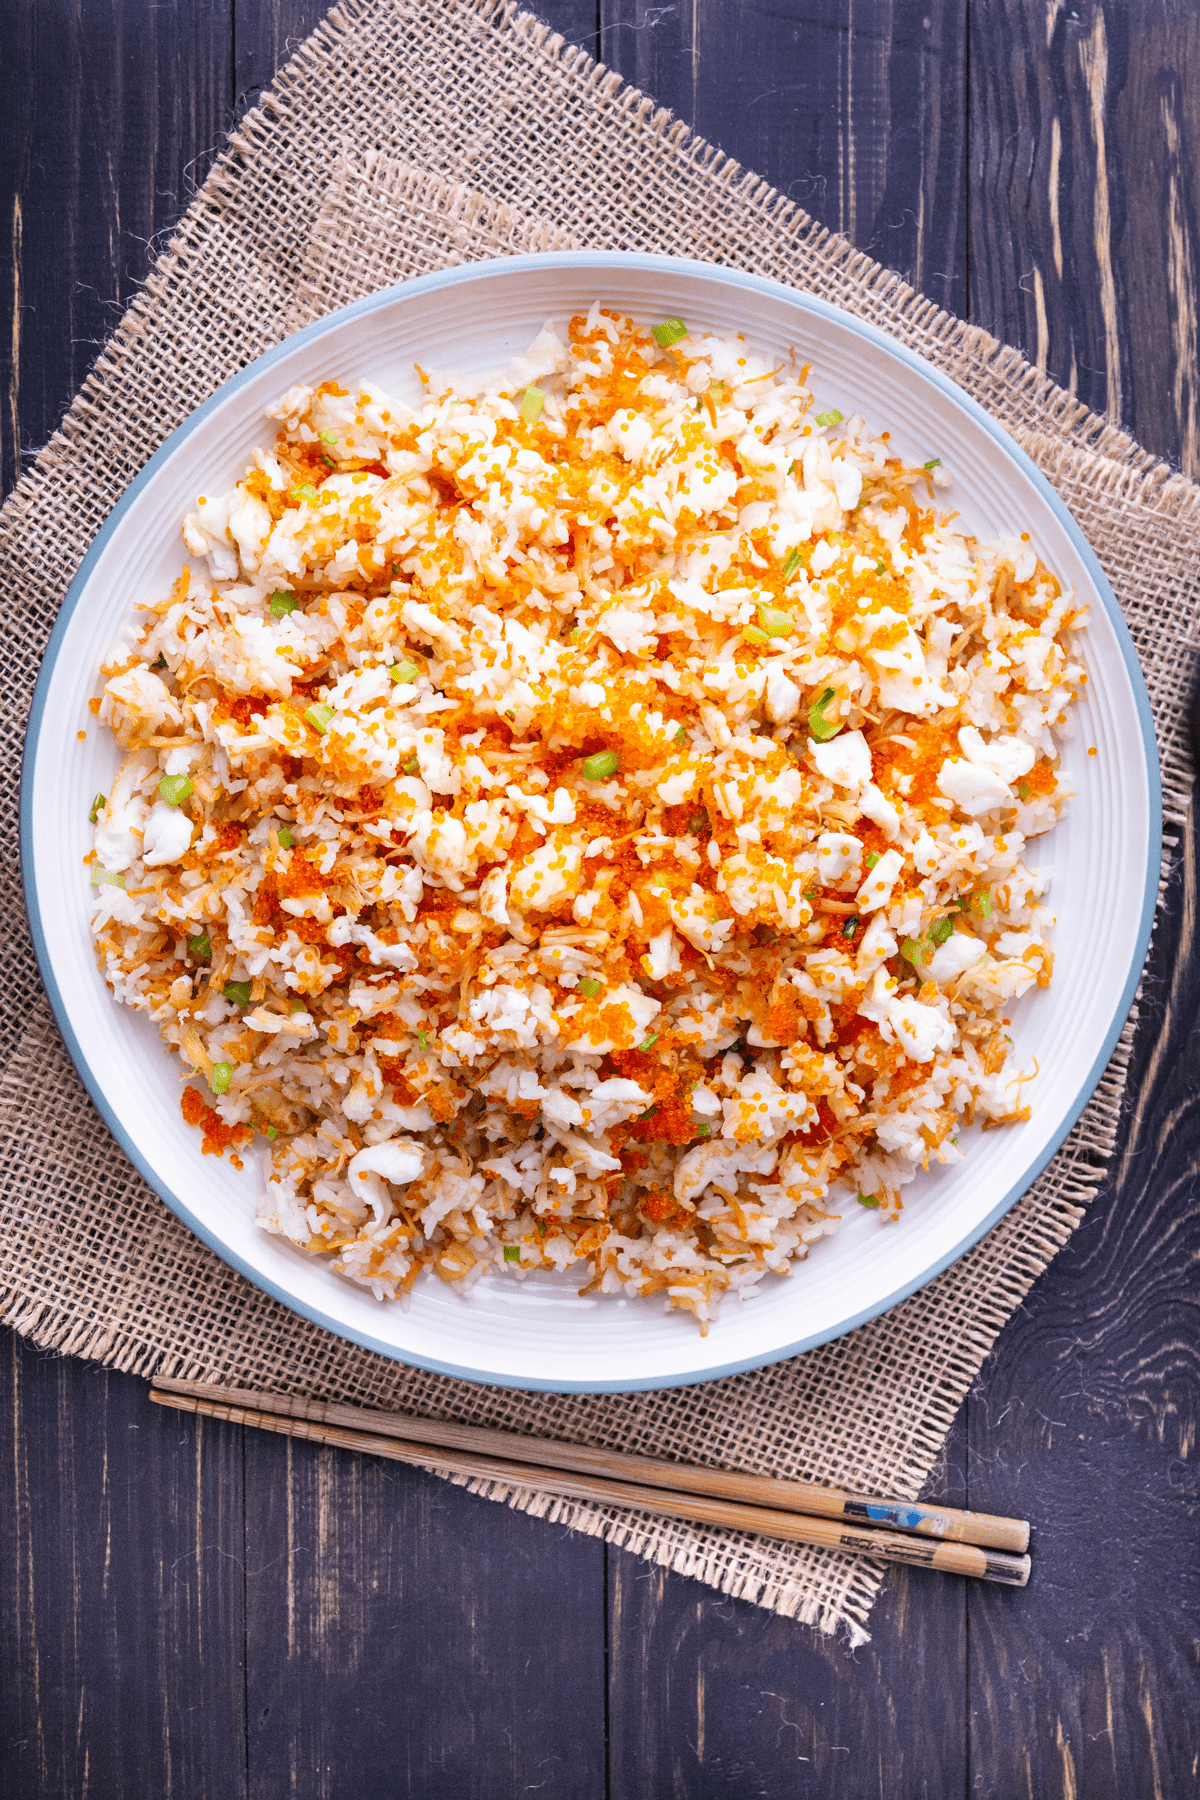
269,590,299,619
971,890,993,919
222,980,252,1007
389,660,419,684
808,686,842,742
875,560,886,573
276,827,295,849
503,1245,521,1263
651,316,688,348
304,702,335,734
757,605,794,638
265,1125,280,1141
856,1191,880,1209
320,455,335,469
636,1033,659,1052
89,792,106,823
567,626,585,643
90,866,126,888
902,936,928,966
742,625,771,644
578,977,603,998
289,483,318,502
865,850,881,870
318,429,338,445
210,1062,232,1096
402,753,420,775
693,1122,712,1138
519,386,545,423
673,726,687,745
581,749,620,780
780,547,803,581
1017,780,1031,801
923,458,940,470
188,932,212,961
815,409,843,428
288,999,307,1015
417,1030,430,1051
157,774,194,807
842,917,859,939
929,915,955,947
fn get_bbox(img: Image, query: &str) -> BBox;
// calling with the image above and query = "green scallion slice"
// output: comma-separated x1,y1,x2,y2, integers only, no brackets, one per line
89,792,106,823
923,458,940,470
865,850,881,870
222,980,252,1007
417,1029,430,1051
389,660,419,684
673,725,687,744
581,749,620,780
842,917,859,939
742,625,771,645
815,409,843,428
971,890,993,919
780,547,803,581
636,1032,659,1052
651,316,688,348
304,702,335,734
210,1062,232,1097
289,483,318,502
901,936,928,966
503,1245,521,1264
929,915,954,947
693,1122,712,1138
757,605,794,638
265,1125,280,1141
856,1191,880,1209
401,752,420,775
90,866,126,889
519,386,545,424
578,977,603,998
188,932,211,961
808,686,842,742
157,773,194,807
276,827,295,849
318,429,338,445
269,590,299,619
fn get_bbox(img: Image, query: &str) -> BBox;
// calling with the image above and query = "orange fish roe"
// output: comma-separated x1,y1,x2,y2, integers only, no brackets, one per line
90,307,1085,1330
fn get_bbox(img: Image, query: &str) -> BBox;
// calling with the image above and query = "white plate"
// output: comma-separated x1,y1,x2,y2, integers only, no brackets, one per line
22,252,1161,1392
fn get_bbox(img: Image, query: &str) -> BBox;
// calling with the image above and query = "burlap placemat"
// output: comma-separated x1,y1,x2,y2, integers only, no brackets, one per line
2,0,1197,1643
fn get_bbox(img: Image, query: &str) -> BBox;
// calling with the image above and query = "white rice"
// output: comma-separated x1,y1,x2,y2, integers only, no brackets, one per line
88,305,1086,1329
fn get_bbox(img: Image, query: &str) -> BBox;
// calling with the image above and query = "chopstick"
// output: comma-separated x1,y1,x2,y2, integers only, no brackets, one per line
150,1377,1031,1585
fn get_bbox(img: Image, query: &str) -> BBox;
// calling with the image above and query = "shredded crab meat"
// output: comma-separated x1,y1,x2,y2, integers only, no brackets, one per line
88,308,1086,1330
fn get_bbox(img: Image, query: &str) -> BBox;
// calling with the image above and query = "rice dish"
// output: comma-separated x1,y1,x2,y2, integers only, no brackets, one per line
88,307,1086,1329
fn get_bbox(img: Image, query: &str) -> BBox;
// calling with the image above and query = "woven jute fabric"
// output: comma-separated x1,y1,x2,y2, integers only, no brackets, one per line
2,0,1197,1644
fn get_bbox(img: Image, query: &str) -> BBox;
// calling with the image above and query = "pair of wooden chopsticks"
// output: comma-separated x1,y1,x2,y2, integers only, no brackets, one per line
150,1376,1031,1586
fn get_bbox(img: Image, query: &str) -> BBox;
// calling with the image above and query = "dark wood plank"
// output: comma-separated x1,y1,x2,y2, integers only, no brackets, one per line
607,1416,969,1799
963,799,1200,1800
599,0,968,316
969,0,1200,473
0,1329,248,1800
0,0,231,502
241,1422,607,1799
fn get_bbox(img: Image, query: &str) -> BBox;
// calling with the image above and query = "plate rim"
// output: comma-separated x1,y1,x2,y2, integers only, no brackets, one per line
20,249,1163,1392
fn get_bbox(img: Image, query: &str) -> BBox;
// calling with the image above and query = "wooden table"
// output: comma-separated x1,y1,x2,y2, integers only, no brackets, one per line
3,3,1198,1793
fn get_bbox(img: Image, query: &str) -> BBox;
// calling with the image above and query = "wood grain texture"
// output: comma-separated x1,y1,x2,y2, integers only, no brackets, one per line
969,0,1200,474
599,0,968,316
1,0,1198,1794
0,1334,247,1799
0,0,230,500
241,1422,607,1799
